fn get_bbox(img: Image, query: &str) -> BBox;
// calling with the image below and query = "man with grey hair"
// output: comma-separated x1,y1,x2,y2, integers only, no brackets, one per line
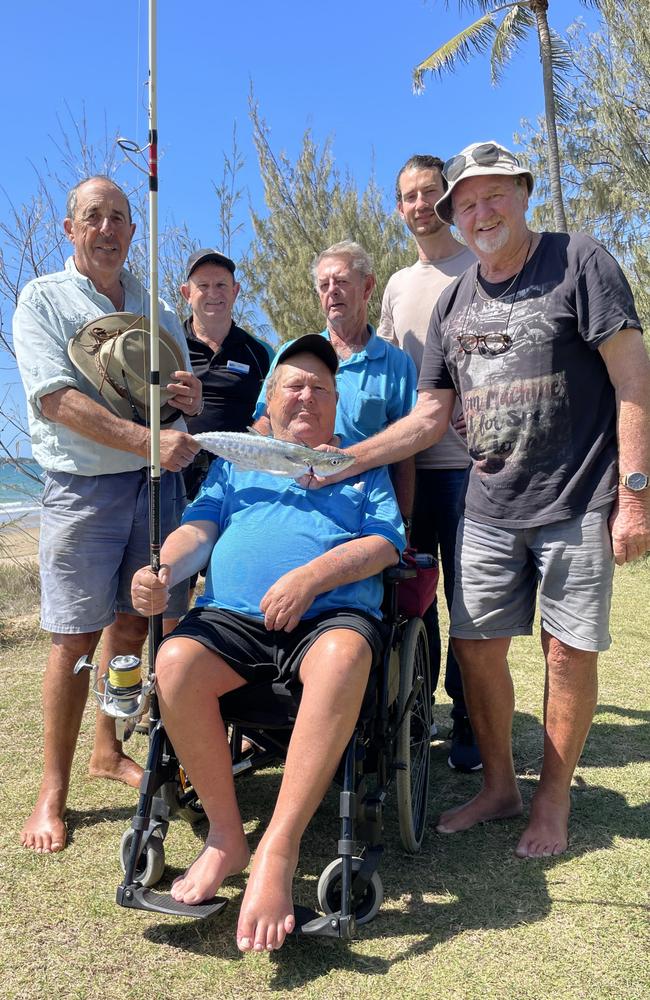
311,141,650,858
254,239,417,511
13,175,202,854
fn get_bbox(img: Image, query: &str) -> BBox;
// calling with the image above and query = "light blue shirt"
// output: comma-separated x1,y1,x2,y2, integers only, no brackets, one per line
183,455,406,621
254,327,418,442
13,256,190,475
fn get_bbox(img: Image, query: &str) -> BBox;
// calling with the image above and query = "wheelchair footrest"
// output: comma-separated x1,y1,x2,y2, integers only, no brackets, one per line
116,884,228,920
292,904,357,940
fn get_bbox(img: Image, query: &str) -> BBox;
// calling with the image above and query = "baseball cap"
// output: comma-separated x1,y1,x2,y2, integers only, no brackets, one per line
186,248,236,280
275,334,339,375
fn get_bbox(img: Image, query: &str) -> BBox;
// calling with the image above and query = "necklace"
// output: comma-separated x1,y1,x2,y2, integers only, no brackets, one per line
458,237,534,356
474,237,533,302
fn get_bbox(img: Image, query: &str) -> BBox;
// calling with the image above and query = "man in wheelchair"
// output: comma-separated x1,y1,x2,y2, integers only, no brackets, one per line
131,334,406,952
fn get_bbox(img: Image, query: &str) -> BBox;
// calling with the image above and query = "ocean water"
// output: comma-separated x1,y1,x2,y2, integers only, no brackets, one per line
0,460,43,527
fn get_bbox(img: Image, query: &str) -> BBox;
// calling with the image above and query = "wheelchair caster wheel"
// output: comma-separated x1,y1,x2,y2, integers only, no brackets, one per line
119,828,166,888
317,857,383,925
159,780,206,826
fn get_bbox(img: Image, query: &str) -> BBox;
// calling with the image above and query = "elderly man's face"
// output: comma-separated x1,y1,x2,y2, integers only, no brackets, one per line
181,262,240,328
316,255,374,335
452,175,528,257
267,354,337,447
64,178,135,284
398,166,446,238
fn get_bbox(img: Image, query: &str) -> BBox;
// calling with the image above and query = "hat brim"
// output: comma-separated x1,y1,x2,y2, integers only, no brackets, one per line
68,312,186,424
275,334,339,375
435,165,534,225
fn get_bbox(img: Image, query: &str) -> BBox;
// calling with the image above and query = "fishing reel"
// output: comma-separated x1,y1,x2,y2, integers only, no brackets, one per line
74,654,154,741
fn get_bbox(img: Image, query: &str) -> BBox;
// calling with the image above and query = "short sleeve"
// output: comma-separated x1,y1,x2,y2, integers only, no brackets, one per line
377,281,398,345
575,243,642,349
360,467,407,554
418,303,455,391
182,458,229,525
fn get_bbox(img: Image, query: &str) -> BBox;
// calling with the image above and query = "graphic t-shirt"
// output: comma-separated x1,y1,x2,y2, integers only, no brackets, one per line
418,232,642,528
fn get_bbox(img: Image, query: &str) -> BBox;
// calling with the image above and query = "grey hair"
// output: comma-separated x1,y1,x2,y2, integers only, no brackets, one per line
66,175,133,224
311,240,374,289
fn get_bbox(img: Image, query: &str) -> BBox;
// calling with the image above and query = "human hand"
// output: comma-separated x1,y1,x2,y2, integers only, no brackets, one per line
131,565,171,616
259,567,318,632
159,429,201,471
609,496,650,564
452,411,467,438
167,370,203,416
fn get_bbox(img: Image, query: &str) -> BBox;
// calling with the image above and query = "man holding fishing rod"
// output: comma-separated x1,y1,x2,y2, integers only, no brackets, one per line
131,334,405,952
14,175,202,854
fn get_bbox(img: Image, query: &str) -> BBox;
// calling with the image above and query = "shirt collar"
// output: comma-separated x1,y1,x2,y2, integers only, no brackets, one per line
321,325,383,361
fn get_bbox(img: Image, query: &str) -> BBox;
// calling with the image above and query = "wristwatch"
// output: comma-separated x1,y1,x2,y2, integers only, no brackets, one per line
619,472,649,491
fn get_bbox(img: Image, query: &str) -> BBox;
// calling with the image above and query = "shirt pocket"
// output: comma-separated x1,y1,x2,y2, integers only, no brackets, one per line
353,391,387,431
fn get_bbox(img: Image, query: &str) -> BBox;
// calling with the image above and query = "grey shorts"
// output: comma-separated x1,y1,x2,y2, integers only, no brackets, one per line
40,469,189,634
450,508,615,652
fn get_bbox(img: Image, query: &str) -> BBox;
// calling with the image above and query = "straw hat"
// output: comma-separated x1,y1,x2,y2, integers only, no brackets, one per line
68,312,185,425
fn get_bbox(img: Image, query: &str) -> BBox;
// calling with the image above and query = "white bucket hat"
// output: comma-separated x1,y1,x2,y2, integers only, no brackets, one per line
435,141,534,225
68,312,186,425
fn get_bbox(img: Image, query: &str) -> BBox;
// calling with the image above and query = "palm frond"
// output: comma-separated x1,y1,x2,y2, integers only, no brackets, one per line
547,30,575,123
490,4,535,84
413,15,497,93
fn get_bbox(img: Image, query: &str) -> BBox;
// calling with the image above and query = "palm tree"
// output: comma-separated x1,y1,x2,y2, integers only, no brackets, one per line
413,1,601,232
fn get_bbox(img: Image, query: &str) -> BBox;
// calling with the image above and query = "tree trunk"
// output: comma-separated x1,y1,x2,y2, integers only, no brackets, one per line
533,1,568,231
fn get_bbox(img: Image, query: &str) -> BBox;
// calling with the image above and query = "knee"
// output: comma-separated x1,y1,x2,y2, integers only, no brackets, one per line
51,630,102,662
155,640,190,702
111,612,149,648
545,636,597,678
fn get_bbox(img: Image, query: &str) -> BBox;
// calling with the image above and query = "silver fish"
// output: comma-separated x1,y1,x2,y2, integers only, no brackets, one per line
192,430,355,478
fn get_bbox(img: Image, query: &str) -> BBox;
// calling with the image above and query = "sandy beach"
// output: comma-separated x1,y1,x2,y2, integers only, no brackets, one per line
0,523,39,564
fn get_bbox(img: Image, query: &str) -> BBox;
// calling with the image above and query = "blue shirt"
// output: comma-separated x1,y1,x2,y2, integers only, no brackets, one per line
254,327,417,442
13,256,190,475
183,457,406,621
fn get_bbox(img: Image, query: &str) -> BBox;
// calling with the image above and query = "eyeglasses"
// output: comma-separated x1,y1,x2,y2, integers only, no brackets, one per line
457,332,513,356
443,143,520,186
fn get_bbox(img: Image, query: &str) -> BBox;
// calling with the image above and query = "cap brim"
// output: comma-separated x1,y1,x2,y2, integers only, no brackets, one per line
275,334,338,375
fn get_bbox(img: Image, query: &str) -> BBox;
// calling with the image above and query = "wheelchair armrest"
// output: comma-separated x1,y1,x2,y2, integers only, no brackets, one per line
385,565,417,582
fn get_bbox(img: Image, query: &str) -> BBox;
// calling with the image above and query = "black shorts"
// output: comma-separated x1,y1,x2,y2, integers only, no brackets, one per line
163,606,387,693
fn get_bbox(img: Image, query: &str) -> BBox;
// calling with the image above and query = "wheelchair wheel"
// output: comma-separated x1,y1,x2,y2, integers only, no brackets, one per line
159,776,206,826
396,616,431,853
317,857,383,925
119,828,166,888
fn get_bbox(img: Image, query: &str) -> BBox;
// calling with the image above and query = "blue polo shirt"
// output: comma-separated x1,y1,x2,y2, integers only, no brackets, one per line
254,327,417,442
182,455,405,621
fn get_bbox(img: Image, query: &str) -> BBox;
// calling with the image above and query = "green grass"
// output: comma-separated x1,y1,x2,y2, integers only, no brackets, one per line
0,563,648,999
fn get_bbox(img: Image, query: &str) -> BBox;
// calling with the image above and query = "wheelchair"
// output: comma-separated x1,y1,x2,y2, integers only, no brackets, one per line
116,558,435,940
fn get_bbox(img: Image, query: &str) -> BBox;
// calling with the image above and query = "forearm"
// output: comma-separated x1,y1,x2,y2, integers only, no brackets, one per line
160,521,219,586
346,390,455,475
40,387,149,457
303,536,399,596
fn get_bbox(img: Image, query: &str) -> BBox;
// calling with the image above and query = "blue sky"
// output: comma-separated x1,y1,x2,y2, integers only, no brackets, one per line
1,0,598,431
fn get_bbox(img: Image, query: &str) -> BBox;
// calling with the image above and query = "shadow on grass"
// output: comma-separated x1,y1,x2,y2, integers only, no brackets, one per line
133,699,648,987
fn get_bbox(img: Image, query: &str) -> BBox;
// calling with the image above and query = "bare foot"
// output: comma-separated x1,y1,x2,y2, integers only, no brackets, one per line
21,795,67,853
237,834,298,953
171,829,250,905
436,786,523,834
88,751,143,788
515,790,570,858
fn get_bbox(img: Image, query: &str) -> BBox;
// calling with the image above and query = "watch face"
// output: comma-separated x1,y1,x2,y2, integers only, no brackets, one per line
627,472,649,491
